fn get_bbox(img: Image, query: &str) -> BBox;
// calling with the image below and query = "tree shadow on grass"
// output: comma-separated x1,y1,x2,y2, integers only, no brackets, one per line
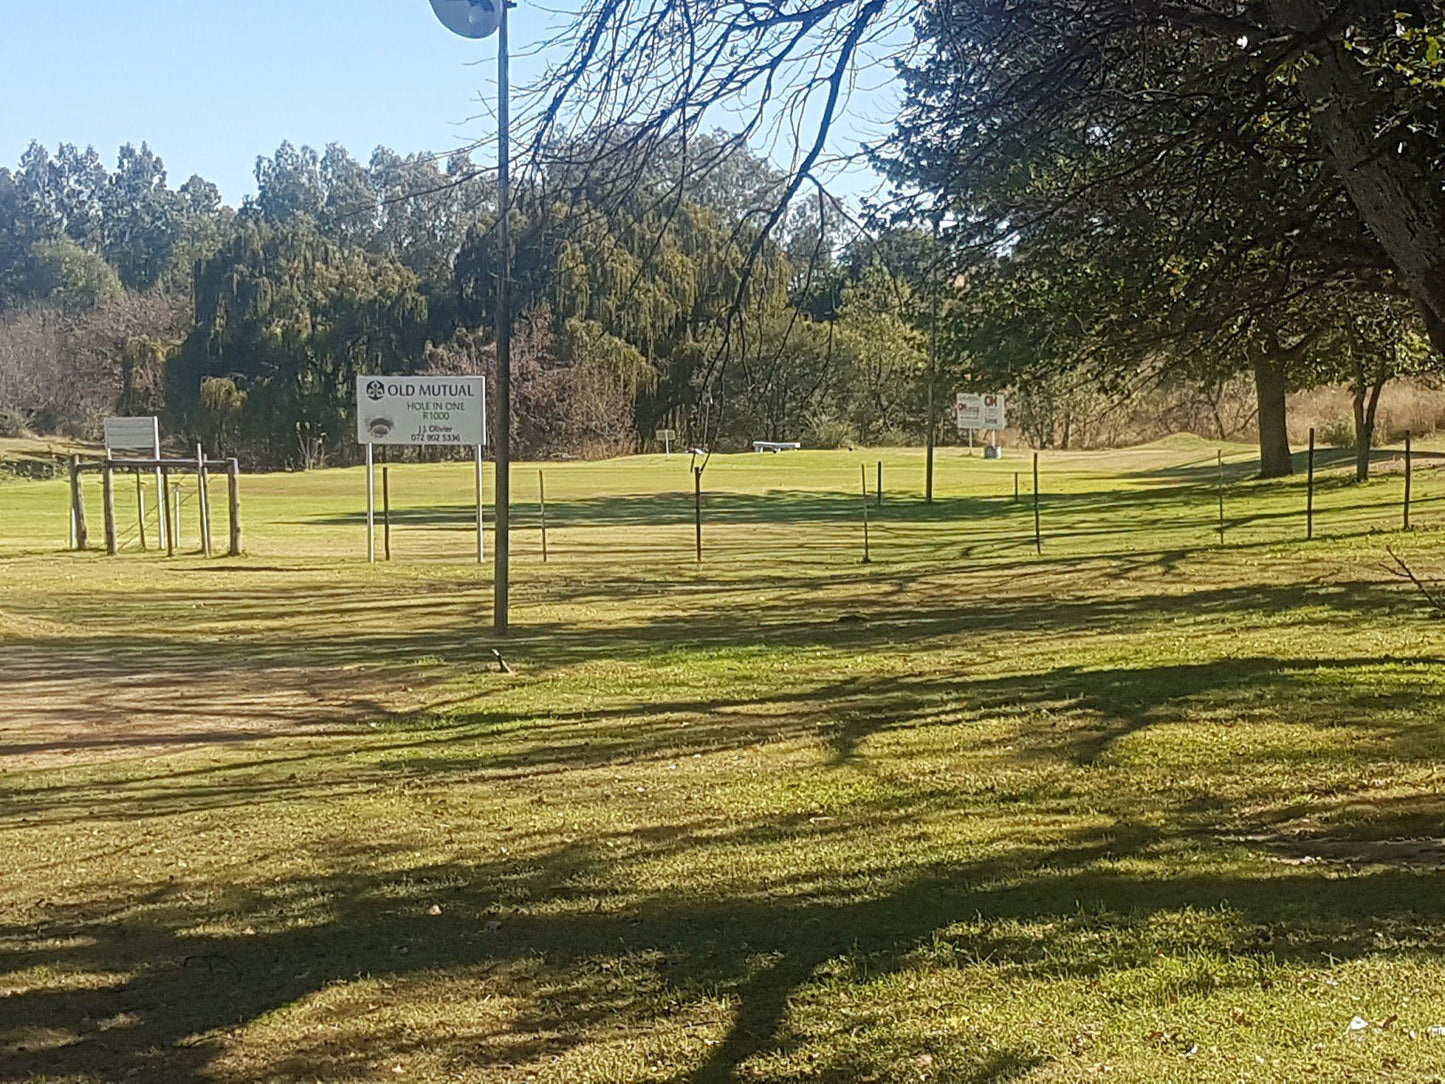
4,804,1445,1083
7,610,1445,1078
0,565,1428,774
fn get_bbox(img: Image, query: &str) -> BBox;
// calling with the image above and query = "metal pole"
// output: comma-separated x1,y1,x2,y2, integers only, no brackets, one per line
1404,430,1413,532
876,461,883,508
1306,427,1316,541
861,464,872,564
196,444,212,558
694,467,703,563
476,444,486,564
494,6,512,634
161,468,174,557
539,469,548,563
1217,450,1226,545
383,466,393,561
1032,452,1042,555
366,443,376,564
135,473,148,551
925,223,939,504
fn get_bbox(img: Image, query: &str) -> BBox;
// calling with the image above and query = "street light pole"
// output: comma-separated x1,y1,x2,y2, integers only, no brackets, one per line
428,0,511,636
925,217,940,504
494,2,512,637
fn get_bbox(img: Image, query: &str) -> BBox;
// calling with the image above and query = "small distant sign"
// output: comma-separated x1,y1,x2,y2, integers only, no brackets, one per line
982,393,1007,430
356,376,487,447
104,416,160,455
655,429,676,442
956,393,1007,431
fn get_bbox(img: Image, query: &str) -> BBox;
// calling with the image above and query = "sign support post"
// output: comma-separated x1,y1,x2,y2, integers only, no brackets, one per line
355,375,487,565
196,444,212,558
365,443,376,564
154,428,166,551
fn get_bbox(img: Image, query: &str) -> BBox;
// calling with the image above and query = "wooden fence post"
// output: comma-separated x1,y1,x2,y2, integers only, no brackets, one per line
876,461,883,508
1306,428,1316,541
102,459,118,556
171,483,182,554
1014,471,1020,503
196,444,212,557
69,456,88,551
227,458,243,557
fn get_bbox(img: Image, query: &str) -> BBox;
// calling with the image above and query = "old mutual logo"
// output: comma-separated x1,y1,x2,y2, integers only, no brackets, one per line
366,380,385,401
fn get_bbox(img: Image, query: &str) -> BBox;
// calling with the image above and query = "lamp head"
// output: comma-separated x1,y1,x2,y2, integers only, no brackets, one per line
428,0,503,39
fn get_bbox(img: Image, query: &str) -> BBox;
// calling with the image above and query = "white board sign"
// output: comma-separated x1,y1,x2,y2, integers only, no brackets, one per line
956,393,1007,431
104,416,160,455
981,393,1007,430
356,376,487,447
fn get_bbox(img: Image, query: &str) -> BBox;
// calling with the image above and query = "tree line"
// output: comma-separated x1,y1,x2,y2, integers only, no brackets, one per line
6,0,1443,480
516,0,1445,480
0,137,938,468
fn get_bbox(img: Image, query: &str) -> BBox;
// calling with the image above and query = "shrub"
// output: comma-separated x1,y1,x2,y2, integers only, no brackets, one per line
808,418,858,450
0,407,30,438
1317,417,1356,448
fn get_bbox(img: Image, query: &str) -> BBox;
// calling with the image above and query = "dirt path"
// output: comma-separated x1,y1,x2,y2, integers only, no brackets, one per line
0,636,434,770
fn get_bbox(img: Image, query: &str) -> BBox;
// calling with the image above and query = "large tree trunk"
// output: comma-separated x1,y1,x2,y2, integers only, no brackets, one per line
1265,0,1445,355
1351,376,1386,482
1254,358,1293,477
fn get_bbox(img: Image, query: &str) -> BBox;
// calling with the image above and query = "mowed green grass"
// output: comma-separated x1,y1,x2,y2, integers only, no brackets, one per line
3,439,1445,1082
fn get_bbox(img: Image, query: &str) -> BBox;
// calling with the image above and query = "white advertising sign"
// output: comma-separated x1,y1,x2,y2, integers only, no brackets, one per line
104,416,160,455
956,393,1007,431
981,393,1007,430
356,375,487,447
956,394,984,429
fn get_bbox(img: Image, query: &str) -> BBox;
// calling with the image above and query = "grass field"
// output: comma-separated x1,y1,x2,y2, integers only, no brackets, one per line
3,438,1445,1082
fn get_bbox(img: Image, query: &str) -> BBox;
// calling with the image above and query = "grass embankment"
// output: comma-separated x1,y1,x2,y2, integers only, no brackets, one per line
2,442,1445,1082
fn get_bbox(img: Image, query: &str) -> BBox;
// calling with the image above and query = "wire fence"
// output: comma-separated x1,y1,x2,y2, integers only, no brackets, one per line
4,443,1437,568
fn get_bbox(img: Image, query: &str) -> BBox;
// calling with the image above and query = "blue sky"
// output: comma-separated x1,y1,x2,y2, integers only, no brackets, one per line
0,0,896,207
